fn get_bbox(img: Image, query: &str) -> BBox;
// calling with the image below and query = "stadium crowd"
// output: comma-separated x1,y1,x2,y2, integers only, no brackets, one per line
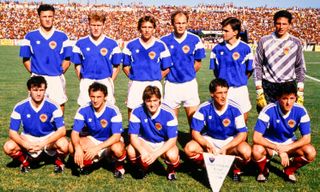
0,1,319,44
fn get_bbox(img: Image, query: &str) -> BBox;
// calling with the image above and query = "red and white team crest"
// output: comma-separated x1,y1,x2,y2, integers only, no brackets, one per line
100,119,108,128
222,118,231,127
149,51,156,60
49,41,57,49
155,122,162,130
100,48,108,56
232,52,240,60
39,114,48,123
283,47,290,55
182,45,190,54
288,119,296,128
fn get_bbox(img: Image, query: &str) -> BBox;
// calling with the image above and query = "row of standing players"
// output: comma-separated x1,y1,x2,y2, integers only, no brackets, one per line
3,4,316,183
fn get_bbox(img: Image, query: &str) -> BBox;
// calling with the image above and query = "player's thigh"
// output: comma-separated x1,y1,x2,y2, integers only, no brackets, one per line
228,141,251,158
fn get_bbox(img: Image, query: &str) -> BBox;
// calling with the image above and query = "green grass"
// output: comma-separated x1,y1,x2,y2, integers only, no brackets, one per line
0,46,319,191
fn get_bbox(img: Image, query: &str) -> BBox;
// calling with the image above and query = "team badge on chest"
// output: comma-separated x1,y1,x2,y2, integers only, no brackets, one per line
232,52,240,60
39,114,48,123
288,119,296,128
222,118,231,127
100,48,108,56
283,47,290,55
155,122,162,130
49,41,57,49
100,119,108,128
182,45,190,54
149,51,156,60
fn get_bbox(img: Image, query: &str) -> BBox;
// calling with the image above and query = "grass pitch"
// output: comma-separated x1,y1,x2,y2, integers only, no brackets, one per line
0,46,319,191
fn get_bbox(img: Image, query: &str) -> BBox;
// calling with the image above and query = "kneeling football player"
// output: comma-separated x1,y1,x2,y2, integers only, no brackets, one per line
69,82,126,178
127,86,180,180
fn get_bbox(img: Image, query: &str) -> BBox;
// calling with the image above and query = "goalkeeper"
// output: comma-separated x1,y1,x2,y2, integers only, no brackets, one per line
253,10,305,112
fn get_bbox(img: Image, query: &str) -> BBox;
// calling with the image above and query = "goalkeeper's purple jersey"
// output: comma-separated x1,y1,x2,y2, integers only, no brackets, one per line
210,40,253,87
129,104,178,143
161,32,206,83
19,28,72,76
122,37,173,81
71,35,122,80
191,99,247,140
73,103,123,142
10,97,64,137
254,102,310,143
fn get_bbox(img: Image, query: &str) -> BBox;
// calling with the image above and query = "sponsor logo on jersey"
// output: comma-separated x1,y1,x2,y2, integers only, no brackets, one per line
49,41,57,49
232,52,240,60
288,119,296,128
155,122,162,130
182,45,190,53
39,114,48,123
100,119,108,128
222,118,231,127
100,48,108,56
149,51,156,59
283,47,290,55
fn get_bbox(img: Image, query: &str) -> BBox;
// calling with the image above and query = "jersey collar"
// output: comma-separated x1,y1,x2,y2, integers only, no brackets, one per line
173,31,187,44
272,32,290,41
225,38,240,50
277,101,292,118
89,34,105,46
39,27,55,40
212,99,229,116
139,37,156,50
147,105,161,120
92,103,107,118
28,97,46,113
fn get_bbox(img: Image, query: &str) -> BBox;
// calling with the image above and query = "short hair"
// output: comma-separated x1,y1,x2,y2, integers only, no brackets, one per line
88,12,106,23
209,78,229,93
138,15,157,30
88,82,108,97
274,10,292,24
221,17,241,38
171,10,189,25
37,4,55,16
27,76,47,90
277,82,297,98
142,86,161,101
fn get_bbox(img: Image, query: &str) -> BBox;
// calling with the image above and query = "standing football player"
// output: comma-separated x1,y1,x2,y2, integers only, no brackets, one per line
69,82,126,178
161,10,206,126
72,12,122,106
127,86,180,180
184,78,251,182
252,82,316,183
210,17,253,122
19,4,72,113
3,76,69,173
254,10,306,112
122,15,173,119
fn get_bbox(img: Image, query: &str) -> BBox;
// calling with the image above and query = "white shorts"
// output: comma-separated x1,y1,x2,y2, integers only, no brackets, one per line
32,73,67,105
21,132,56,158
127,80,162,109
163,78,200,109
266,138,295,157
78,78,115,106
227,86,251,113
203,135,234,149
139,137,164,152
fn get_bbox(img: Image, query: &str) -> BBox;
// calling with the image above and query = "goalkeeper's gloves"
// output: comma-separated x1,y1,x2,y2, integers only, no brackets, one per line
256,89,267,109
297,91,304,106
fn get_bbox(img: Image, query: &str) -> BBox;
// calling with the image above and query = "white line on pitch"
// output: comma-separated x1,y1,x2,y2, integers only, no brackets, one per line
306,75,320,83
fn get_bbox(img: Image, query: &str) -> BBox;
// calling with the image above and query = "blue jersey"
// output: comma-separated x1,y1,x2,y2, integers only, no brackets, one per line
210,40,253,87
19,28,72,76
129,104,178,143
191,100,247,140
10,97,64,137
73,103,123,142
161,32,206,83
254,102,310,143
122,37,173,81
72,35,122,80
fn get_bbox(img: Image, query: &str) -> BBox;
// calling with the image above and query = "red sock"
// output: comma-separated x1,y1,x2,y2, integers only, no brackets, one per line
166,158,180,173
284,156,309,175
233,158,250,174
190,153,204,166
83,159,93,166
12,151,29,167
138,157,149,170
255,156,267,174
115,151,126,171
55,153,65,167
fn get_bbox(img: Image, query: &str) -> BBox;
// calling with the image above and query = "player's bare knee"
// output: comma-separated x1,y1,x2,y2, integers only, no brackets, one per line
111,142,125,156
165,147,179,161
56,137,69,153
252,144,265,159
304,144,316,161
184,141,198,156
68,142,75,155
3,140,18,155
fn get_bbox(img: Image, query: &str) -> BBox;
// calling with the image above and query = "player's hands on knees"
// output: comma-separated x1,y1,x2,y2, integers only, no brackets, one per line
84,146,100,160
279,152,290,167
256,88,267,109
145,152,158,165
74,147,85,167
205,142,218,155
276,145,291,154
